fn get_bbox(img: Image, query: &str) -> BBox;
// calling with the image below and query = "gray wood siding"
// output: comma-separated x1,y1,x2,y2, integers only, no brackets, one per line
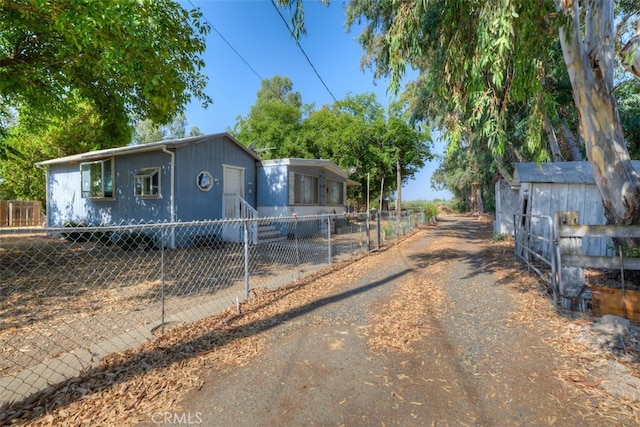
46,151,173,226
494,178,519,235
257,163,288,208
527,182,609,257
174,135,257,221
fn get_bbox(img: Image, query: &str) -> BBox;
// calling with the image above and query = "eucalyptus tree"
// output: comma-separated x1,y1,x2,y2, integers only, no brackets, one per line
0,0,212,155
340,0,640,225
131,113,193,145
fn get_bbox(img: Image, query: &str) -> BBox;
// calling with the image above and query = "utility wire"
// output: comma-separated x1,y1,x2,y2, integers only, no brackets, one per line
270,0,338,103
186,0,289,104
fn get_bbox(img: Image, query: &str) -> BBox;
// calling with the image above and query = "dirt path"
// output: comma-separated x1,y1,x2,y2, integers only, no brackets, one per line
149,215,605,426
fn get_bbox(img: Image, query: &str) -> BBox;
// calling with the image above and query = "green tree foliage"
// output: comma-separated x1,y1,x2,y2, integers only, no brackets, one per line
432,137,496,213
131,113,196,145
235,82,432,206
341,0,640,223
234,76,306,159
617,79,640,159
0,101,116,202
0,0,212,156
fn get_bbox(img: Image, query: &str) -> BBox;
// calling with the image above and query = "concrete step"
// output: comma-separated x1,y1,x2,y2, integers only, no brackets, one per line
257,224,287,244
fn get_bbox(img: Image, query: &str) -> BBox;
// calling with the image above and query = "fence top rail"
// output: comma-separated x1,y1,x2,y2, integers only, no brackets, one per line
558,224,640,238
513,213,553,221
0,214,343,236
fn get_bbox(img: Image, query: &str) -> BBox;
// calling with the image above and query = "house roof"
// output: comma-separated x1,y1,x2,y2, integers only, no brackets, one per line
35,132,261,166
513,161,640,185
260,158,361,186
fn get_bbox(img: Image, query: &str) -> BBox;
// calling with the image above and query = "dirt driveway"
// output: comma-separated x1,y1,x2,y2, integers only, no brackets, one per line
6,214,636,426
140,215,622,426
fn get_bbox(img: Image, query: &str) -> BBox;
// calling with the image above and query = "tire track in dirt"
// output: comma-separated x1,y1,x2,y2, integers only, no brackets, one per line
370,215,606,426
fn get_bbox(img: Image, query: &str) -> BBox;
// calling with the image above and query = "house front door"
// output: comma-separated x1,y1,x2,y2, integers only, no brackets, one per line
223,165,244,218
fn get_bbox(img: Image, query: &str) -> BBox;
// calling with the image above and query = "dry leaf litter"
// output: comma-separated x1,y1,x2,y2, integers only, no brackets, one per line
2,214,640,425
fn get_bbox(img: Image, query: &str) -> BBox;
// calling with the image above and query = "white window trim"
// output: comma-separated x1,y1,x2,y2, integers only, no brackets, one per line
134,167,161,198
80,158,114,200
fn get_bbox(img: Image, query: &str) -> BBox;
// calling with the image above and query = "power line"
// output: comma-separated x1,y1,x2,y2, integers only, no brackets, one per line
270,0,338,103
186,0,289,104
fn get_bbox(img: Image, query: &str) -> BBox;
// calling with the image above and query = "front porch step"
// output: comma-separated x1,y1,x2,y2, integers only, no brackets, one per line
257,224,287,244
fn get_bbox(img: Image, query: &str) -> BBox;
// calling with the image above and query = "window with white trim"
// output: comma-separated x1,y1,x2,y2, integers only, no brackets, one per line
326,179,344,205
134,167,161,197
81,158,114,199
292,173,318,205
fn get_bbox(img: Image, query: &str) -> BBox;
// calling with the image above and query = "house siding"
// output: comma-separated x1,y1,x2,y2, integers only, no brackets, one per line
257,162,348,217
175,135,257,222
43,134,258,227
45,151,172,227
494,178,519,235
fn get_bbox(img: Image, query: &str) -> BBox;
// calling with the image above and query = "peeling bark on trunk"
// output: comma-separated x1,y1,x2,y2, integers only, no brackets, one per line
556,0,640,225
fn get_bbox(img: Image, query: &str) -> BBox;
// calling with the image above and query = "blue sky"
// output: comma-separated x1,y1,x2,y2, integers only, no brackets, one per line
179,0,452,201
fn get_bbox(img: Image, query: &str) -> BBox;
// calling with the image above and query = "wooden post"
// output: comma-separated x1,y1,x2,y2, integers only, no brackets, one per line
555,210,585,310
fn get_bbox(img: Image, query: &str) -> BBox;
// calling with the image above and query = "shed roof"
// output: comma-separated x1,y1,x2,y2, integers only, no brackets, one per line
35,132,261,166
513,161,640,185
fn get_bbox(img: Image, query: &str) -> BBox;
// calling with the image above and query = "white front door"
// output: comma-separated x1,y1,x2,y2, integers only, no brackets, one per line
223,165,244,218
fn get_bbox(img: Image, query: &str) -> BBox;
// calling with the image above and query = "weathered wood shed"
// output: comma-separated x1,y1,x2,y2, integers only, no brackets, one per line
495,161,640,257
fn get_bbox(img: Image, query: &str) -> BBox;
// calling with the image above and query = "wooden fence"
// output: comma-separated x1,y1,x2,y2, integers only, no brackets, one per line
0,200,42,227
555,210,640,319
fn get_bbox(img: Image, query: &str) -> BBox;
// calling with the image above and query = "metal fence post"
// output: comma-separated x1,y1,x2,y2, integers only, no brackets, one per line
160,227,166,333
244,221,250,299
366,211,370,251
327,216,332,264
295,215,300,276
377,214,381,249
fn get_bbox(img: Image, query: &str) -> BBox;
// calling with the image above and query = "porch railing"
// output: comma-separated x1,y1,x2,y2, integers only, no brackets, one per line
223,193,258,243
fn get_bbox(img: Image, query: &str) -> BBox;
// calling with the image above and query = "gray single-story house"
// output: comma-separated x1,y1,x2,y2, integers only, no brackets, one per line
36,133,354,244
36,133,260,227
495,161,640,257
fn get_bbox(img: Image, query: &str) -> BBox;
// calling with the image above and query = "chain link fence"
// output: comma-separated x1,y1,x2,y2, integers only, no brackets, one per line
1,210,428,408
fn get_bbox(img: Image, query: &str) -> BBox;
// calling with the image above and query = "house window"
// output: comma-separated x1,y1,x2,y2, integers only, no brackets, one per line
327,179,344,205
196,171,213,191
134,167,161,197
293,173,318,205
81,158,113,199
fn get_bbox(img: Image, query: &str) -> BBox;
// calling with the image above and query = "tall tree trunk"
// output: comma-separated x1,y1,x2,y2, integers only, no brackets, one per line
396,156,401,235
476,186,484,214
544,113,564,162
561,119,583,161
556,0,640,225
